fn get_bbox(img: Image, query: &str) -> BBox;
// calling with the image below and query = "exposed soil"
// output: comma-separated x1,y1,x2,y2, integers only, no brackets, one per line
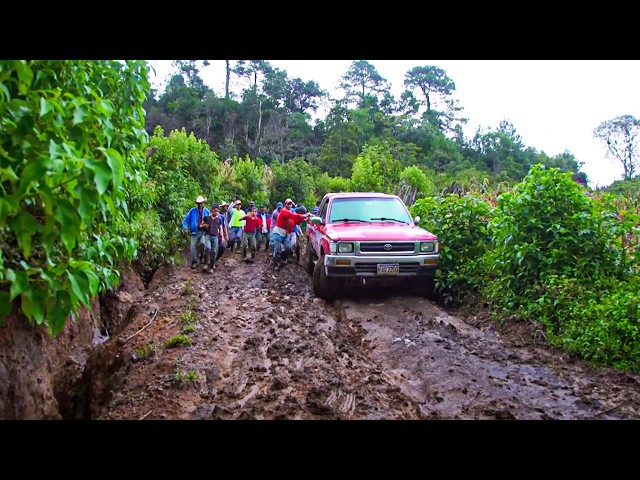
94,237,640,420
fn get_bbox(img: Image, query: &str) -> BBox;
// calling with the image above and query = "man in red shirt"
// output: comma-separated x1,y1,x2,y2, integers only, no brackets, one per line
271,198,310,271
238,206,261,261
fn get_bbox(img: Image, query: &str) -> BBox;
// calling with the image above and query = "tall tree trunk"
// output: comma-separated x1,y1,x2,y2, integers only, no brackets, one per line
225,60,231,99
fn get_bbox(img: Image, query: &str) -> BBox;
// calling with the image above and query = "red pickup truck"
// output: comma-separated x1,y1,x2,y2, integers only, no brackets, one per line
305,192,439,300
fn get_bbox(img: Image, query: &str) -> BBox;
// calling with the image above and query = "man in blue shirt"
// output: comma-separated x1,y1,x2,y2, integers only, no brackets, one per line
182,195,210,269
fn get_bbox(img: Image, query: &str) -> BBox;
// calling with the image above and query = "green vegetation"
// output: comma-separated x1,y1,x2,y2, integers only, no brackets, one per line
173,368,198,383
179,309,198,324
0,60,150,335
135,343,156,359
181,324,196,334
412,165,640,372
164,334,193,348
181,278,195,296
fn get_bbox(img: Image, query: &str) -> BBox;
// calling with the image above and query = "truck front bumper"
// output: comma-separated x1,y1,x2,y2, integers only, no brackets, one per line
323,253,438,277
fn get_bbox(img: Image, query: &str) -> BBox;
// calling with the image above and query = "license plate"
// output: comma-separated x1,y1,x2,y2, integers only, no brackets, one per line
377,263,399,275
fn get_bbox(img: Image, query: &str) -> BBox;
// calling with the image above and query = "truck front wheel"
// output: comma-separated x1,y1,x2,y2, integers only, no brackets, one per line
312,255,336,301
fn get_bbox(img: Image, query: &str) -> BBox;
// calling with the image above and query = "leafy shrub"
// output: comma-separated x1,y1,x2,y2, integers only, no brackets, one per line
0,60,150,334
484,164,620,316
411,193,493,305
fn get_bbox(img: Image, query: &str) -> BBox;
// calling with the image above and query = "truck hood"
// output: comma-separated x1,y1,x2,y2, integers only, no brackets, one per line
324,222,437,242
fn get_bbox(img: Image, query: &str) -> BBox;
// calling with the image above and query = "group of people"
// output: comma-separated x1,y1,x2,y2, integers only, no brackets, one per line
182,195,312,273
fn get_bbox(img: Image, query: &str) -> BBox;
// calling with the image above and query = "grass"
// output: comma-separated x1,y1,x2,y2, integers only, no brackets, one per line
164,334,194,348
181,324,196,334
173,368,198,383
135,343,156,359
181,278,195,296
180,309,198,324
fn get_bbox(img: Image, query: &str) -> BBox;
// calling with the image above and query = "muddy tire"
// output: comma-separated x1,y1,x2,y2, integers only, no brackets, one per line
305,241,316,275
312,255,335,301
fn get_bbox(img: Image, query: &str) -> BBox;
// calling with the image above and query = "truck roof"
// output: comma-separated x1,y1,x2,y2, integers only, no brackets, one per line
324,192,400,200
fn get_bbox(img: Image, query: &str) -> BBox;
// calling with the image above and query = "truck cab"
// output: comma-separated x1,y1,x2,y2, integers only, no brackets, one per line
305,192,439,300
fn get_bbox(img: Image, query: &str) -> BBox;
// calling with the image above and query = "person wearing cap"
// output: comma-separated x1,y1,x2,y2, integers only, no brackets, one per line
271,198,310,271
228,199,245,252
245,200,256,214
182,195,210,269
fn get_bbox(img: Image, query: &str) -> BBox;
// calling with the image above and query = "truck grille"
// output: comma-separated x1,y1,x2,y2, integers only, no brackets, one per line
359,242,415,253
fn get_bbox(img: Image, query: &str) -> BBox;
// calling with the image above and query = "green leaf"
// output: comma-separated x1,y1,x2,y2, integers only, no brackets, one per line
49,290,72,337
0,291,12,323
86,157,112,195
102,148,123,192
72,104,86,125
67,270,90,308
18,161,49,195
10,211,39,259
53,198,79,252
8,269,28,301
83,269,100,296
20,288,44,325
40,97,52,117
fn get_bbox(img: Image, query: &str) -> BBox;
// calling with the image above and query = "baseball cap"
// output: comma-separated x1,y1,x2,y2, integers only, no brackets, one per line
284,198,293,205
249,201,255,206
235,199,242,205
276,202,283,208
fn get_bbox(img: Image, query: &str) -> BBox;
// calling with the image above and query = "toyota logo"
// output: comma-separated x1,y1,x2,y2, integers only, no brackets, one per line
383,244,392,251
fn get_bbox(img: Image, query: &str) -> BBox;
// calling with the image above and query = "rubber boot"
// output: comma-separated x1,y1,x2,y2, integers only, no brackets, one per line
208,251,216,272
242,247,247,259
272,257,281,272
251,250,255,260
202,250,210,273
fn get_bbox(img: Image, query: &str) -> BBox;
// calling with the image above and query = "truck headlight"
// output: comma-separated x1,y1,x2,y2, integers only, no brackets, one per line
338,242,354,253
329,241,337,253
420,241,436,252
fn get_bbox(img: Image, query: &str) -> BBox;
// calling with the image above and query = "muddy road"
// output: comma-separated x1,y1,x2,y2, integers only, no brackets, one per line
94,237,640,420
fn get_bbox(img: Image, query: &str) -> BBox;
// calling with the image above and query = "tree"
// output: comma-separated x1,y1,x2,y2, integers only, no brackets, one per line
404,65,466,134
594,114,640,180
339,61,390,108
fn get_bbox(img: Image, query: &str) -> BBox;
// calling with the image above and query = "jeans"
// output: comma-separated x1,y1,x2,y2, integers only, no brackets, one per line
205,235,220,259
229,226,243,248
272,232,292,260
190,231,205,264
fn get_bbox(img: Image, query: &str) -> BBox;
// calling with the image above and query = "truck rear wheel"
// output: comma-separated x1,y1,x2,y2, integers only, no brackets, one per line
312,255,336,301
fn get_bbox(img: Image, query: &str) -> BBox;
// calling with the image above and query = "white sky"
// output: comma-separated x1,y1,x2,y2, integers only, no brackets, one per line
147,60,640,188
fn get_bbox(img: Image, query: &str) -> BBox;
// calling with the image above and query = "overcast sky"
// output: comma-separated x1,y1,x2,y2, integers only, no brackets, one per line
148,60,640,188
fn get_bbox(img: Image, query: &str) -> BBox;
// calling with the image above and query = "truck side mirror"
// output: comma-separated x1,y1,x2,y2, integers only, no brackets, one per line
414,216,421,223
309,215,323,225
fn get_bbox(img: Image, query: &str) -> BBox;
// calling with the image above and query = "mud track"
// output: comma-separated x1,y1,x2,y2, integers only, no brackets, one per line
95,237,640,420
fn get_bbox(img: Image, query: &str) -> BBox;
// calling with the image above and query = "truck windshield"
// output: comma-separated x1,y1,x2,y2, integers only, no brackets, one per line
329,197,412,224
